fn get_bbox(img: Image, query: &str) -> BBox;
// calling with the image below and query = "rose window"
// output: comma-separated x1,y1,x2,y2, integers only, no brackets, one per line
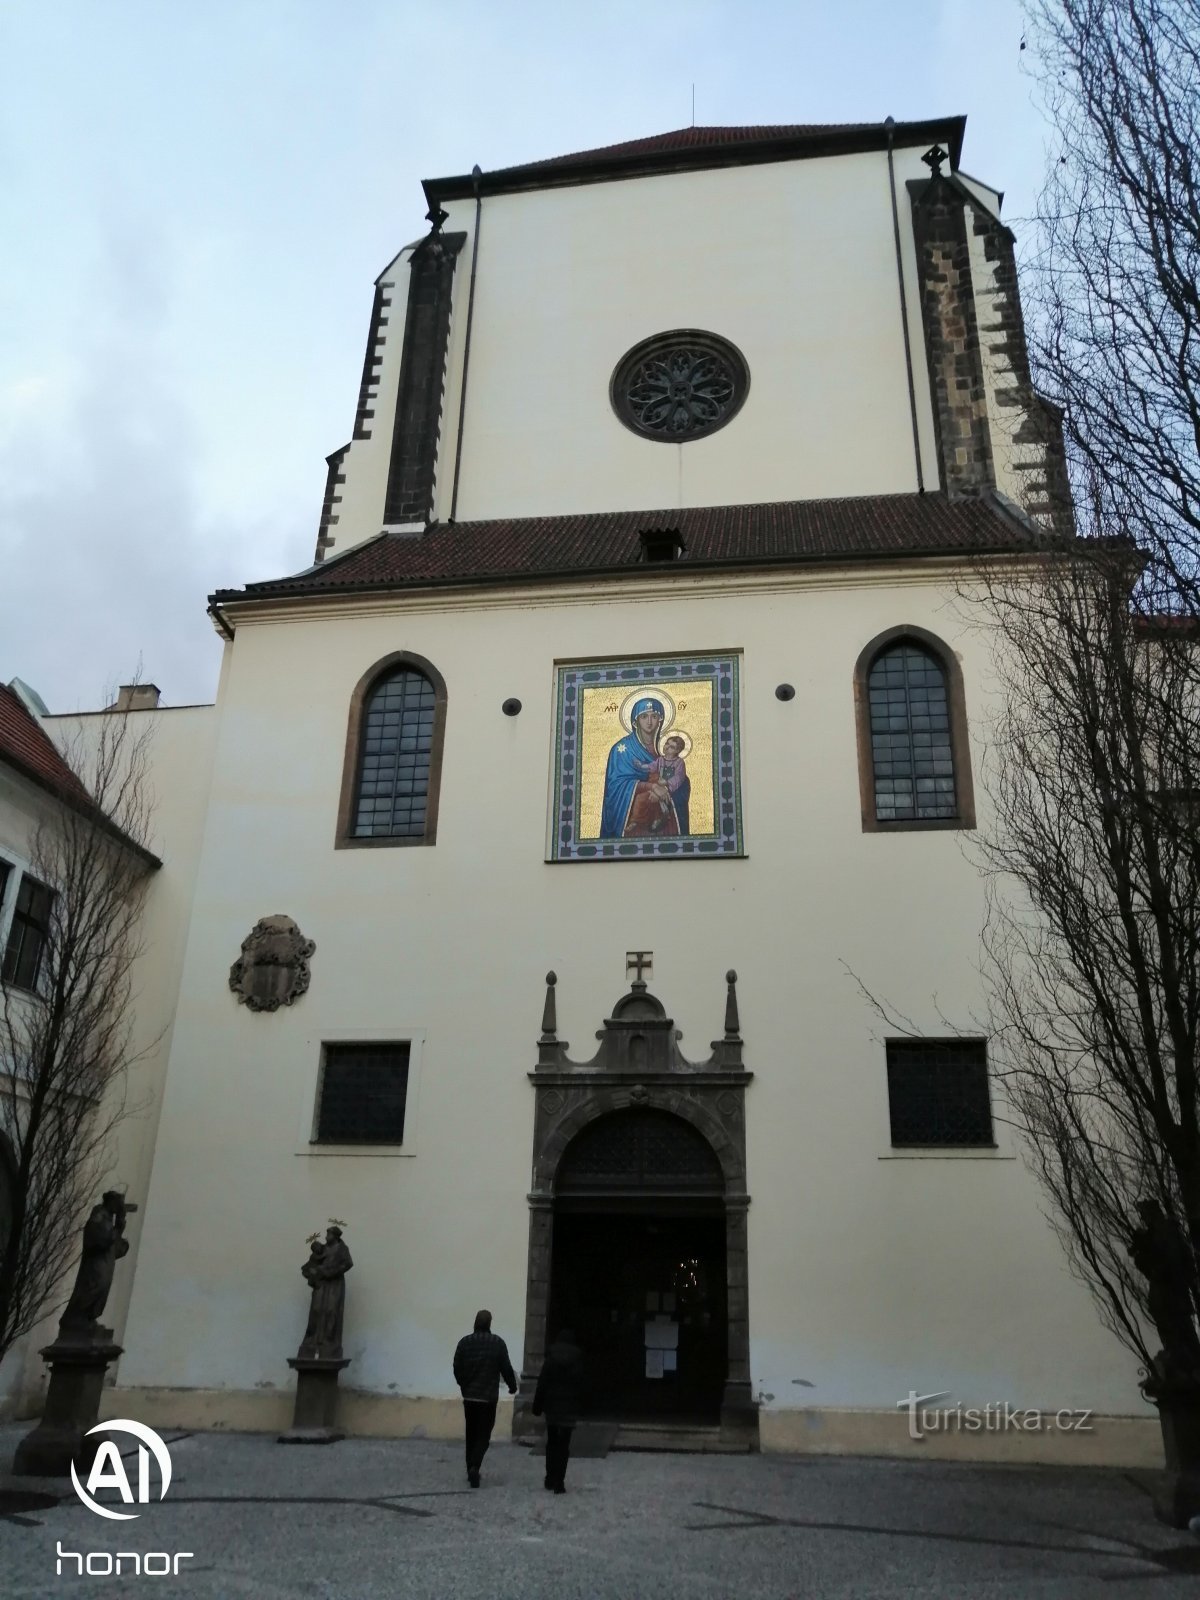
611,331,749,442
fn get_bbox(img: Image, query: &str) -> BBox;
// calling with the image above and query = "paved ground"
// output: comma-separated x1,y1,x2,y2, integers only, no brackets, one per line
2,1424,1198,1598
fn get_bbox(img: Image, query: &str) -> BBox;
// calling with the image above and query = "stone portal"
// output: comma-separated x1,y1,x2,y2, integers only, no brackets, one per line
517,970,755,1446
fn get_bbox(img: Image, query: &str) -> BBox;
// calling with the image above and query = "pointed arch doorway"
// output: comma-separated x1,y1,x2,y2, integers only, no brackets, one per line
517,971,757,1446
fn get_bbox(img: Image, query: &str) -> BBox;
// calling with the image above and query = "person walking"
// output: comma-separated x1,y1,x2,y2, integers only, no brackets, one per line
453,1308,518,1487
532,1328,585,1494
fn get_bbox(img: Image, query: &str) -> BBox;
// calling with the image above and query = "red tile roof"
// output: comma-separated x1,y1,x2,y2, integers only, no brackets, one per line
425,118,967,202
214,493,1036,605
495,124,884,172
0,685,161,867
0,684,88,801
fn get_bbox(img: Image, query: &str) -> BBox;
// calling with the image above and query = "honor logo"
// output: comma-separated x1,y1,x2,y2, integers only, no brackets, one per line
58,1420,193,1578
69,1419,171,1519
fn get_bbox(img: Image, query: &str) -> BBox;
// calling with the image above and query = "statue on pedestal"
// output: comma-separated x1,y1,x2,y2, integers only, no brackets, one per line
281,1222,354,1443
13,1187,137,1476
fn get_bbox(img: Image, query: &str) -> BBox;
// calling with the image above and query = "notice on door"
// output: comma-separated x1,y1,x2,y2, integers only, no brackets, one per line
644,1320,679,1350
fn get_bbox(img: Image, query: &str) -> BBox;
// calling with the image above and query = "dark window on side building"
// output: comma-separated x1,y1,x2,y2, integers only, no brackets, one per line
1,874,53,992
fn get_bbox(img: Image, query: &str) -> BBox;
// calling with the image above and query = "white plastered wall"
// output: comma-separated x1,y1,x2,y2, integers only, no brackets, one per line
107,570,1156,1461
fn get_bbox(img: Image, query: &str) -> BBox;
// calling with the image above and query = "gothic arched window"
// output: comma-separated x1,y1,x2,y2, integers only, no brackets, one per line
853,627,975,831
336,653,448,847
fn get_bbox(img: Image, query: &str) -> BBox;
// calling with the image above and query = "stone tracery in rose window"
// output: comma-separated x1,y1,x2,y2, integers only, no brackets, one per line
611,331,749,442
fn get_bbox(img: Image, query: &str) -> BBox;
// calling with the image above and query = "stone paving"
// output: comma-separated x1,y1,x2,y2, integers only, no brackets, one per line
2,1423,1199,1598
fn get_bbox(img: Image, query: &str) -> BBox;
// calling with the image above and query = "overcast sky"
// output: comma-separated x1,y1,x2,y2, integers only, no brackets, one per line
1,0,1046,712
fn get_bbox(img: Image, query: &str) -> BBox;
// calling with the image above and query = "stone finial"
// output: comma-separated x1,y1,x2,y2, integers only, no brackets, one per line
425,203,449,233
540,972,558,1042
921,143,949,177
724,970,741,1041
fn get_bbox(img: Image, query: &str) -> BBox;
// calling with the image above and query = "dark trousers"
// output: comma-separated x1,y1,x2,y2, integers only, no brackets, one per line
463,1400,498,1475
545,1423,573,1488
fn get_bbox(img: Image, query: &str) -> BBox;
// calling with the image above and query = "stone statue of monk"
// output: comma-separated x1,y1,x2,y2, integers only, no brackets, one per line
59,1190,135,1340
297,1226,353,1360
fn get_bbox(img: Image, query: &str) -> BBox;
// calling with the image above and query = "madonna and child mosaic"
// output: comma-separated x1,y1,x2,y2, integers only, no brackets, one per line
550,654,744,861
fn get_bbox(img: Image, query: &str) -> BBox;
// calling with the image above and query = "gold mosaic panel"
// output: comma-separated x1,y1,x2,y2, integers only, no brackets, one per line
577,678,715,840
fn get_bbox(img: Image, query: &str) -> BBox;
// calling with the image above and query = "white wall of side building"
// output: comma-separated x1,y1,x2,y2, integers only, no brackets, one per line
0,699,221,1419
106,571,1159,1463
0,765,69,1417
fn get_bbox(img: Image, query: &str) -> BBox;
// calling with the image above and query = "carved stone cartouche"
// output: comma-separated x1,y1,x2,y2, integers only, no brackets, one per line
229,915,316,1013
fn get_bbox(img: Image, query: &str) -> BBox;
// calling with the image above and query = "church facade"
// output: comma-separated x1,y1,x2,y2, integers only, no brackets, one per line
11,121,1164,1461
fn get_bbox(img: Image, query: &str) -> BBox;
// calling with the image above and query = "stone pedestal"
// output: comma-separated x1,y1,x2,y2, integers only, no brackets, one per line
12,1331,123,1477
279,1356,350,1444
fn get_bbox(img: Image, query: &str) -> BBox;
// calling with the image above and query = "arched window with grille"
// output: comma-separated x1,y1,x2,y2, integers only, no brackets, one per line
853,626,975,831
336,653,448,847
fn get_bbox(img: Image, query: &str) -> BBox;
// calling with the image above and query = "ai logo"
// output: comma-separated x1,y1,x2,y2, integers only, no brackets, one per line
69,1420,172,1520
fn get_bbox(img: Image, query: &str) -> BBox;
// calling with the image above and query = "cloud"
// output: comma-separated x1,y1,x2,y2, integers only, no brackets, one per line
0,213,251,711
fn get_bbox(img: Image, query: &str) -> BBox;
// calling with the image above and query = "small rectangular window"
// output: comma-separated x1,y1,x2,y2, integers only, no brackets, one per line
1,874,53,992
886,1039,993,1146
315,1043,410,1144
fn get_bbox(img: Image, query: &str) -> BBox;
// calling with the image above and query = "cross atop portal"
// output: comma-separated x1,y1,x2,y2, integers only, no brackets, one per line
626,950,653,984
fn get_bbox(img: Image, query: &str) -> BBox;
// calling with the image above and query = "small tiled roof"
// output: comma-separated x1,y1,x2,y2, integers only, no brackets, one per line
0,684,87,801
425,118,966,202
0,684,161,868
213,493,1035,606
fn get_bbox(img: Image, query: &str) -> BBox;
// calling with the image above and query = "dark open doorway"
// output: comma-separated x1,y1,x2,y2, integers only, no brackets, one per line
546,1109,729,1422
550,1208,728,1421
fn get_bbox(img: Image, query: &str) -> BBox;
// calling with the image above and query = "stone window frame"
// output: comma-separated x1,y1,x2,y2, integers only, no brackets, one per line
335,651,448,850
852,624,976,833
295,1028,426,1159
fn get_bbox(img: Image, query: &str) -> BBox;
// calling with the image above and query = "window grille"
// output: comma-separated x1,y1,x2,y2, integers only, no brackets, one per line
556,1110,724,1193
315,1043,410,1144
2,874,53,991
868,644,957,821
353,669,436,838
886,1040,993,1146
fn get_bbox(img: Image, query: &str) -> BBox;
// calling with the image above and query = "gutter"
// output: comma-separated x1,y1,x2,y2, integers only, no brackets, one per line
449,165,483,522
885,116,924,494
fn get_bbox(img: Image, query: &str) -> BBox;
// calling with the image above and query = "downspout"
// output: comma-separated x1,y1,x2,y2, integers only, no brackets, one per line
885,117,925,493
449,164,483,522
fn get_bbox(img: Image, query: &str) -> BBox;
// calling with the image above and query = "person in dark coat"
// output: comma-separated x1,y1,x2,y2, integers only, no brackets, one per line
453,1308,517,1487
532,1329,585,1493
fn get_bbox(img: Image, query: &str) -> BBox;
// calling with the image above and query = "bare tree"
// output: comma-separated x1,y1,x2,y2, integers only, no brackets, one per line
949,1,1200,1514
1023,0,1200,590
970,534,1200,1372
0,699,158,1369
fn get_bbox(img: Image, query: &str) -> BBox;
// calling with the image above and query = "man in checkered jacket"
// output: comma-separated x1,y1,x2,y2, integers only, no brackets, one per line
453,1308,518,1486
